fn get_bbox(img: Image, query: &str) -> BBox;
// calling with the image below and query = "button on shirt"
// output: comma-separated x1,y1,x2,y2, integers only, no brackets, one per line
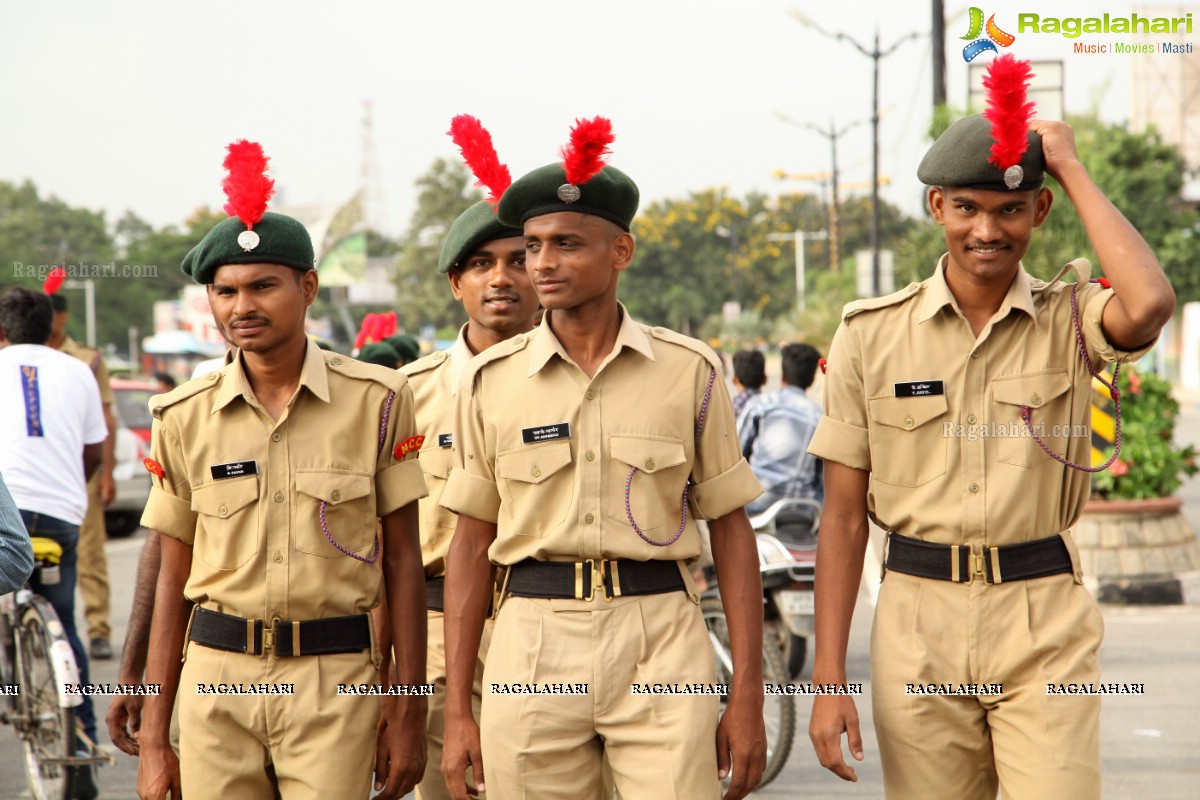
440,307,762,565
139,340,428,621
808,257,1151,547
401,325,474,578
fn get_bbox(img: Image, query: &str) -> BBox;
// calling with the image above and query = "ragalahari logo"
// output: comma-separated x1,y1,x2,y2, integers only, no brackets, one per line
962,8,1016,61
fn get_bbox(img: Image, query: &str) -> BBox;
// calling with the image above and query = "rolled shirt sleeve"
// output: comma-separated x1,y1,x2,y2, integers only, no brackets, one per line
1079,283,1157,365
139,415,198,544
440,371,502,523
808,319,872,471
374,380,429,516
689,359,762,520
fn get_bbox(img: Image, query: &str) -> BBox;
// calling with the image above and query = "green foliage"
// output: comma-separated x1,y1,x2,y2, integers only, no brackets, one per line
625,188,911,343
391,159,479,332
0,180,217,349
1092,368,1199,500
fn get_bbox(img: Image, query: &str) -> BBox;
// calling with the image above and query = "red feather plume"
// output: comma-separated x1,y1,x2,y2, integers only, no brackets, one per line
222,140,275,229
560,117,614,186
42,267,66,296
982,55,1036,170
354,312,375,351
448,115,512,206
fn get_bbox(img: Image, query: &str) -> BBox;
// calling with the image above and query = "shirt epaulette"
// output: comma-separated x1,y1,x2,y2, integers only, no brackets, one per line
459,330,533,390
645,325,724,373
149,374,220,419
329,352,408,393
842,282,923,321
401,349,449,379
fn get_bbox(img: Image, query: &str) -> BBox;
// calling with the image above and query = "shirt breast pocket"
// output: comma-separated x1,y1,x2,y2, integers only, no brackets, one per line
992,369,1072,467
607,435,689,533
495,440,574,536
190,476,259,571
867,395,949,487
294,470,374,559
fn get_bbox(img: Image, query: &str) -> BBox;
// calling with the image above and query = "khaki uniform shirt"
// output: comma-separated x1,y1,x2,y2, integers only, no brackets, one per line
140,340,428,621
401,325,474,578
808,257,1151,547
440,306,761,565
60,336,115,407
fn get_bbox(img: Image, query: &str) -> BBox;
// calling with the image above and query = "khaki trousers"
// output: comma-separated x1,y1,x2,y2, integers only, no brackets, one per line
178,642,380,800
418,610,492,800
78,474,110,640
871,570,1103,800
480,590,721,800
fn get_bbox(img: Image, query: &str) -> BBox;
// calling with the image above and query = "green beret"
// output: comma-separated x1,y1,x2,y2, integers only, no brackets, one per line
383,334,420,364
183,211,315,284
918,115,1044,192
497,164,639,231
48,293,67,312
357,341,400,368
438,201,523,274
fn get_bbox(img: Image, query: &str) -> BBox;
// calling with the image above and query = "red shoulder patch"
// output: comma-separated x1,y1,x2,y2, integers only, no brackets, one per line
818,358,827,374
143,458,165,478
393,435,425,460
1096,277,1112,289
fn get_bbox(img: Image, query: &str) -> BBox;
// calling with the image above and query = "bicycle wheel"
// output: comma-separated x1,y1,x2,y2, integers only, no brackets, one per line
701,596,796,789
16,596,76,800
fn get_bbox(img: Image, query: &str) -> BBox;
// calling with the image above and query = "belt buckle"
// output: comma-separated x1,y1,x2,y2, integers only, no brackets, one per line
262,616,282,656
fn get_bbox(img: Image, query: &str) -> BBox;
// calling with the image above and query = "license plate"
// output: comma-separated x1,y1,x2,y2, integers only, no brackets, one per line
778,589,814,615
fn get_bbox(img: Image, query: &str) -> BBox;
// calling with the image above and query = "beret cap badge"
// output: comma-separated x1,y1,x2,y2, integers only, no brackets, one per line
556,184,582,203
237,230,261,251
1003,165,1024,190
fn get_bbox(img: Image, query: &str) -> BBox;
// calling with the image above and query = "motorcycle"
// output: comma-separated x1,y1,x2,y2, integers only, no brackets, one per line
749,497,820,679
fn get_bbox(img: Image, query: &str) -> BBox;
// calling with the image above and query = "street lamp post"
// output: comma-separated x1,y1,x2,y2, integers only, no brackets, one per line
715,211,767,315
791,12,920,296
767,230,828,313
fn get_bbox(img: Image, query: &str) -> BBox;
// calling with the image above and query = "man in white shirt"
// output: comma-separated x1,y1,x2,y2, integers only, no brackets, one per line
0,285,107,799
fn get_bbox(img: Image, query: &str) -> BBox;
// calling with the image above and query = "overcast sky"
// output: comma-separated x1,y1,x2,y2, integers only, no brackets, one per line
2,0,1194,242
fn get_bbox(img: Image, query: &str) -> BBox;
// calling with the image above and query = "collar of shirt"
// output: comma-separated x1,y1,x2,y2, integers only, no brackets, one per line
526,302,656,377
918,254,1039,328
210,338,330,414
449,324,474,397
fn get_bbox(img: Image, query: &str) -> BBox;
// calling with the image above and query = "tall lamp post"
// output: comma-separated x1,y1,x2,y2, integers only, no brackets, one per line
791,11,920,296
777,112,864,272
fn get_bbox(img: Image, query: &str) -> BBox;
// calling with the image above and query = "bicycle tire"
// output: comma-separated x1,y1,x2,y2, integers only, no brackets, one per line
700,596,796,789
17,596,76,800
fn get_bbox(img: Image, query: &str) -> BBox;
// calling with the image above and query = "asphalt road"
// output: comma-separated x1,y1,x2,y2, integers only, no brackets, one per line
4,403,1200,799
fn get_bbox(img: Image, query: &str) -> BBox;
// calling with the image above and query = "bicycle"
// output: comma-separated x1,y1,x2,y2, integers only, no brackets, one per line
0,536,107,800
701,594,796,789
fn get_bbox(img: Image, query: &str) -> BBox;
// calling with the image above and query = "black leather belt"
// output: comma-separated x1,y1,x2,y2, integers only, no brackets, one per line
190,607,371,656
507,558,685,601
885,533,1073,584
426,576,445,612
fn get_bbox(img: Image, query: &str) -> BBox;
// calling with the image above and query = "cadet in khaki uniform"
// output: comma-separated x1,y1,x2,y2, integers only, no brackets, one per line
137,143,429,800
807,80,1176,798
47,289,118,660
439,120,767,800
401,187,539,799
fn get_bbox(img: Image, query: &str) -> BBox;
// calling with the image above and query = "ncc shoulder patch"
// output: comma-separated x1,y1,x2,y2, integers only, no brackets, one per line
842,282,921,321
394,435,425,460
143,458,165,478
645,325,724,373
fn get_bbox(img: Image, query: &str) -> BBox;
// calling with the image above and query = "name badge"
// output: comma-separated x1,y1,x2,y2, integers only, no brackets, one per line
210,460,258,480
894,380,944,398
437,433,453,448
521,423,571,444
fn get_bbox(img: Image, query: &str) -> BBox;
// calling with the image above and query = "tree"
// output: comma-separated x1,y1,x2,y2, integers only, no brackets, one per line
391,159,481,335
